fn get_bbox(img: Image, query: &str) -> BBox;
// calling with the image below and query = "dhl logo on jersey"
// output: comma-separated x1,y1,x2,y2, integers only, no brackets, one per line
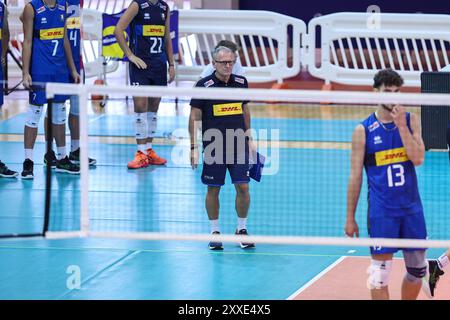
40,28,64,40
66,17,81,29
375,147,409,166
213,103,243,116
142,25,165,37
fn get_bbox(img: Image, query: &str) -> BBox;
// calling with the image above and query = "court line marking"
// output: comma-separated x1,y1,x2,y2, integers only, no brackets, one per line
56,250,140,299
286,255,347,300
0,243,354,257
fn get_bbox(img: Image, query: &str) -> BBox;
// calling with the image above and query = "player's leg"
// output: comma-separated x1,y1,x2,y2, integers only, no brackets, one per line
67,69,97,166
229,156,254,248
368,253,394,300
22,84,46,179
128,66,150,169
402,250,427,300
202,163,226,250
145,71,168,165
206,185,222,250
367,204,400,299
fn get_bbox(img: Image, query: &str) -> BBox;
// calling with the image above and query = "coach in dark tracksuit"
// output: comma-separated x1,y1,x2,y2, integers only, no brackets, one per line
189,46,255,251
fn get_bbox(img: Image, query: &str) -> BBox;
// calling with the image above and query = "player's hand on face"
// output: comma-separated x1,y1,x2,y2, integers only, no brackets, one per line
168,65,175,83
23,73,32,89
345,219,359,238
190,148,199,169
391,105,407,129
129,54,147,69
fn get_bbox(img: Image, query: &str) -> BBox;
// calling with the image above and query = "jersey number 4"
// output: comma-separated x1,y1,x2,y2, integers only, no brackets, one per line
387,164,405,187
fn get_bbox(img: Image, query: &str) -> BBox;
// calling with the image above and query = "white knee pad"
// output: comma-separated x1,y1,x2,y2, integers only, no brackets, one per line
25,105,43,128
134,113,148,139
51,103,67,125
147,112,157,138
69,95,80,116
367,260,392,289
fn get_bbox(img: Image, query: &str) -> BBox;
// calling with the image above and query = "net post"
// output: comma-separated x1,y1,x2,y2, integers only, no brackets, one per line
43,98,54,235
79,89,90,233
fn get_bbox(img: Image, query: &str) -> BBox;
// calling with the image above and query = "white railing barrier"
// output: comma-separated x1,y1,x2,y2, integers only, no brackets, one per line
177,9,306,83
7,7,450,87
307,12,450,87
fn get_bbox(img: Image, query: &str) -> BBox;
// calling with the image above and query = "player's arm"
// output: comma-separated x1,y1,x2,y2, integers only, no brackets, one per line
114,2,147,69
164,6,175,83
64,24,80,83
392,107,425,166
21,3,34,88
2,7,10,66
345,124,365,238
189,106,202,169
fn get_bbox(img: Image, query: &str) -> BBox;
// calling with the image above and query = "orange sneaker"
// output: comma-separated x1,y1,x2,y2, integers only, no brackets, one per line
127,151,149,169
147,149,167,165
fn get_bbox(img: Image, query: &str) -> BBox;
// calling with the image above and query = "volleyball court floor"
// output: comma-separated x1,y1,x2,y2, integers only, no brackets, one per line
0,88,449,300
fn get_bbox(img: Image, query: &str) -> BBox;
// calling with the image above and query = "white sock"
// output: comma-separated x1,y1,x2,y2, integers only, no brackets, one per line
25,149,33,161
71,140,80,152
146,142,153,150
437,253,450,270
147,112,157,139
137,144,147,153
237,217,247,231
56,147,66,160
210,219,220,233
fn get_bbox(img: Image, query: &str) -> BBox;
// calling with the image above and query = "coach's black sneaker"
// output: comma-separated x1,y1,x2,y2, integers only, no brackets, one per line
208,231,223,250
69,148,97,166
422,259,445,298
21,159,34,179
0,161,18,178
235,229,255,249
55,156,80,174
44,150,57,169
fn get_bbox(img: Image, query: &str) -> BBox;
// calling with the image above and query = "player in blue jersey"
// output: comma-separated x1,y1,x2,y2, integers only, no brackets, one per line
345,69,428,300
0,2,9,110
115,0,175,169
21,0,80,179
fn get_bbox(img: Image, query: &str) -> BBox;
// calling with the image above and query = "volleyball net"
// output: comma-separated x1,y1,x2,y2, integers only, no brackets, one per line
1,81,450,250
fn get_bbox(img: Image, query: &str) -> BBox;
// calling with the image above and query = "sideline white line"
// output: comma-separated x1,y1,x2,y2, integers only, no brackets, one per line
286,256,347,300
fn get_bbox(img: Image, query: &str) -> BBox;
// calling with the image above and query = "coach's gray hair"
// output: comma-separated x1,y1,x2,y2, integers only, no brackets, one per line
213,46,234,60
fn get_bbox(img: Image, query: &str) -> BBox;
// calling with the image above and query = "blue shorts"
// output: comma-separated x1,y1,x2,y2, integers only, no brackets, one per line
201,162,250,186
368,202,427,254
30,73,69,105
129,63,167,86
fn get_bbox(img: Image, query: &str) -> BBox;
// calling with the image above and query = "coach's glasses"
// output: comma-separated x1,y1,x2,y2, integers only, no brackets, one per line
214,60,236,66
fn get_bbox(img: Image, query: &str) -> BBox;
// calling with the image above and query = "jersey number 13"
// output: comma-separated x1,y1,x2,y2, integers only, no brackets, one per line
387,164,405,187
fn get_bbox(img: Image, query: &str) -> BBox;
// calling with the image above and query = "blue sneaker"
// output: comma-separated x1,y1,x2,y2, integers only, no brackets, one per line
236,229,255,249
208,231,223,250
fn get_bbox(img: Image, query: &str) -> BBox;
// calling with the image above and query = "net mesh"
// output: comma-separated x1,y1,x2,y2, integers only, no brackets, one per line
35,83,450,250
1,80,450,248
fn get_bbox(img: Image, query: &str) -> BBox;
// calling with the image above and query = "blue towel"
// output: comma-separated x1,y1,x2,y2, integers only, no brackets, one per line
249,152,265,182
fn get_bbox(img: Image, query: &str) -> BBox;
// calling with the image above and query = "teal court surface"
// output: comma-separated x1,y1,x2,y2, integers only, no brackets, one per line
1,101,449,299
